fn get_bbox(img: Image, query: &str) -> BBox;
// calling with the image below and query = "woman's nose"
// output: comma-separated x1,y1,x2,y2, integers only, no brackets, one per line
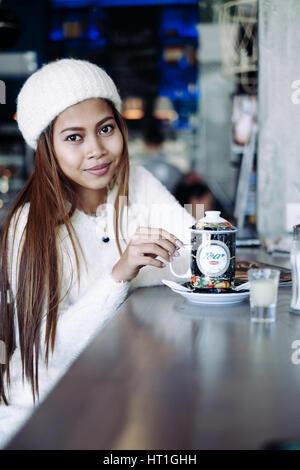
86,135,107,158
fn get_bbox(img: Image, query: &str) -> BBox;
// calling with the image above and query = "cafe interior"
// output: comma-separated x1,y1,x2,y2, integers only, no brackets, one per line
1,0,300,452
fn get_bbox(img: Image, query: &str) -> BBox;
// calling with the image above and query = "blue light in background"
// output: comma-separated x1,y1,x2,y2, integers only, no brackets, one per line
159,5,199,39
51,0,198,7
51,0,93,7
99,0,198,4
178,26,198,38
50,29,64,41
88,26,100,40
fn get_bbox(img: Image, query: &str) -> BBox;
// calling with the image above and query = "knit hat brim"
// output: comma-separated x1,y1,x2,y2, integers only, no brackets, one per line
17,58,122,150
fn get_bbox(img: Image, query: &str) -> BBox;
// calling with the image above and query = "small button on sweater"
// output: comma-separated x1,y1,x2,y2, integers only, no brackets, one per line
0,164,195,449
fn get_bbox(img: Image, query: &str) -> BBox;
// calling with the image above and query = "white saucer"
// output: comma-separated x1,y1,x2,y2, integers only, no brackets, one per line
163,281,249,305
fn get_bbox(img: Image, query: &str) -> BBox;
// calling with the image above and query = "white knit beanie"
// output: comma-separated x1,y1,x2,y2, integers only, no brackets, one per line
16,58,122,150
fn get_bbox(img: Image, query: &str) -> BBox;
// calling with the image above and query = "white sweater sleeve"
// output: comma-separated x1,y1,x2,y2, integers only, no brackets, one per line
0,208,130,450
130,165,196,288
42,273,129,370
0,272,129,450
7,205,130,372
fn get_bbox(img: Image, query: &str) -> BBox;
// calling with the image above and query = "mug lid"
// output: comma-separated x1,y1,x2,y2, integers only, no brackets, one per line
199,211,227,223
194,211,236,231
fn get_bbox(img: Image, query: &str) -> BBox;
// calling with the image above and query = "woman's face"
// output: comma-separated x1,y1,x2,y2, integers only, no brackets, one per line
53,98,123,201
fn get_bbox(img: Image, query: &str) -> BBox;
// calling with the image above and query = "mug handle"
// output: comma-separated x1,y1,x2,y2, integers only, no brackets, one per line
169,245,191,279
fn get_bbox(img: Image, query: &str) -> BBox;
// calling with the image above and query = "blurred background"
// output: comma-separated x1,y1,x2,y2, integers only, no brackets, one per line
1,0,298,251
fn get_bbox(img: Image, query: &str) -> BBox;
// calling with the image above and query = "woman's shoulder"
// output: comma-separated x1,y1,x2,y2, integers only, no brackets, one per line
11,202,30,222
129,163,155,186
129,164,167,197
128,163,178,205
8,202,30,237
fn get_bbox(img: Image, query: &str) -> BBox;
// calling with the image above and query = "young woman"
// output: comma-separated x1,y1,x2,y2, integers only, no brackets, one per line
0,58,194,448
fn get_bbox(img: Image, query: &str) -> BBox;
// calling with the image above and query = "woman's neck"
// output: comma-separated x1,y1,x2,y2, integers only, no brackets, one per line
76,187,108,216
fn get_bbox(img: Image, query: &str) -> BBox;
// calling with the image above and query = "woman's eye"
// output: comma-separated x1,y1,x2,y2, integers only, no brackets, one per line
100,124,114,135
66,134,81,142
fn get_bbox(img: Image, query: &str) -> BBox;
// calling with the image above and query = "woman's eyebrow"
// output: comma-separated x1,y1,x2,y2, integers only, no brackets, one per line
60,115,114,134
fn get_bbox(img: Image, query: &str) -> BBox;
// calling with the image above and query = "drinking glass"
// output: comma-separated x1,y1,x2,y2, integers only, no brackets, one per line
248,268,280,323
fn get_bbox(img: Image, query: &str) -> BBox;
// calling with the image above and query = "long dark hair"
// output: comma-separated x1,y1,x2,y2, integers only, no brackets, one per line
0,100,130,405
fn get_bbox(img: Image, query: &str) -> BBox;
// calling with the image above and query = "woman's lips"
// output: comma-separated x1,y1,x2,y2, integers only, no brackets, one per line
85,162,111,176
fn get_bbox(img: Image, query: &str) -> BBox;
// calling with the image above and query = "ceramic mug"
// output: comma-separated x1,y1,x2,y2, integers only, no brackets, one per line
170,211,237,289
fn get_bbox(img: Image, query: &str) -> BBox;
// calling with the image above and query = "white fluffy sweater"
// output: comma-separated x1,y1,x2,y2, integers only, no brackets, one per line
0,164,194,449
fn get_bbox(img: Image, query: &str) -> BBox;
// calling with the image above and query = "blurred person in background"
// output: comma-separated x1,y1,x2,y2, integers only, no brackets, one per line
174,172,226,221
142,119,183,195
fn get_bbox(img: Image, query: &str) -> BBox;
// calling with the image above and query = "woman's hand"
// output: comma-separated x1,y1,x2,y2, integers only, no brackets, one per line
111,226,183,282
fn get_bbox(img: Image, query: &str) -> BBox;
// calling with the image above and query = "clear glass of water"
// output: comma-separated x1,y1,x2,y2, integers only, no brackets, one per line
248,268,280,323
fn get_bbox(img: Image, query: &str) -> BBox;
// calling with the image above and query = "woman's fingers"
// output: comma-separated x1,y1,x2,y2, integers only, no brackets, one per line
138,238,179,258
133,227,183,254
111,227,182,282
139,256,166,269
136,226,181,244
137,242,171,263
